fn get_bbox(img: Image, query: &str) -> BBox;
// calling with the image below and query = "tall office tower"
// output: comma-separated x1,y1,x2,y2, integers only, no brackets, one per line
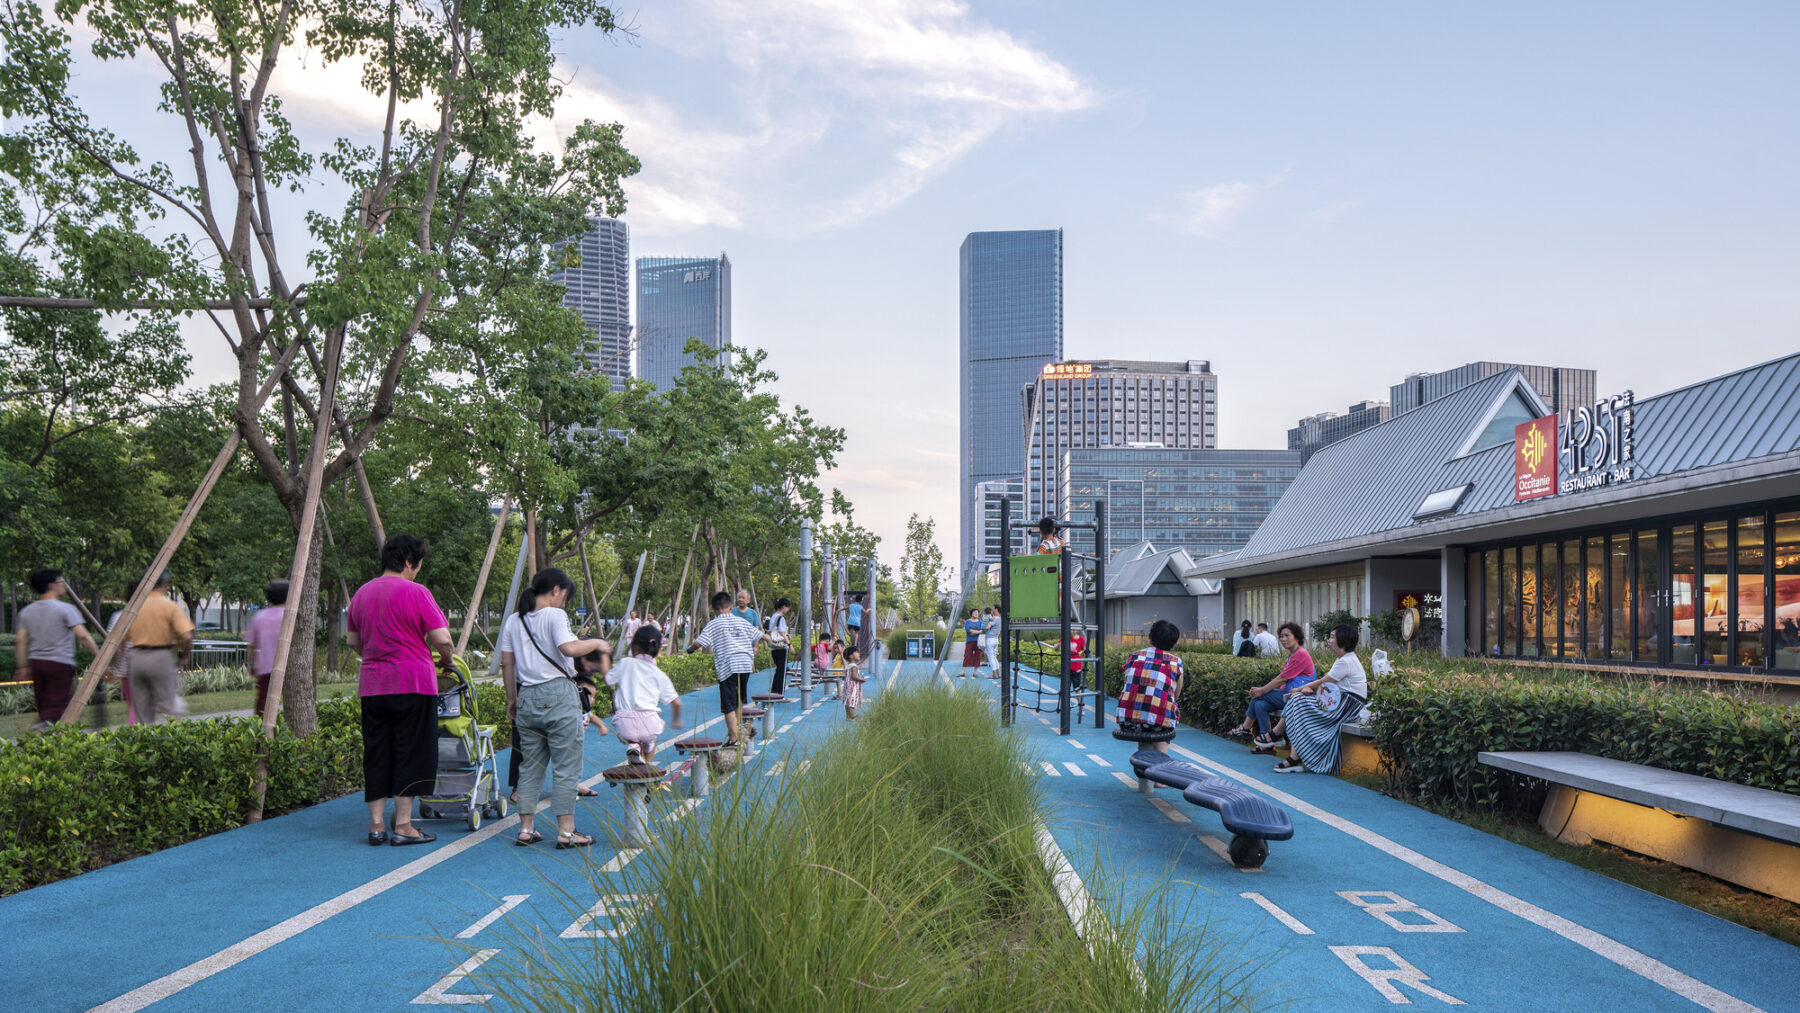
960,229,1063,574
1020,359,1218,528
973,478,1027,572
1287,399,1391,463
551,216,632,390
637,253,732,391
1058,447,1301,562
1391,362,1595,417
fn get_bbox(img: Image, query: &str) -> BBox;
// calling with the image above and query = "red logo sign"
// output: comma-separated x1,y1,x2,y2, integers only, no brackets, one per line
1514,414,1557,501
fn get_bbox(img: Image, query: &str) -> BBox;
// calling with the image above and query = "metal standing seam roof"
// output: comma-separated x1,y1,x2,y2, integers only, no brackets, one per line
1217,352,1800,566
1104,545,1210,598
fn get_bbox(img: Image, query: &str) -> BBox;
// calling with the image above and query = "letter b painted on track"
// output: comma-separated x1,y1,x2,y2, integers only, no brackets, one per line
1338,890,1465,933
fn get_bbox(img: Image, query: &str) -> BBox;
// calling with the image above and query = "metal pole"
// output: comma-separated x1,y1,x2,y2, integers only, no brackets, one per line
1094,499,1107,730
799,520,814,710
866,557,879,671
999,501,1012,726
1058,539,1072,736
820,542,833,645
488,527,532,677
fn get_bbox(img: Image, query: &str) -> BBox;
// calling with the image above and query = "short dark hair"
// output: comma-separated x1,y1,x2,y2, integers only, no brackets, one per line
630,625,663,657
844,645,862,662
1148,619,1180,650
381,533,427,573
264,580,290,605
774,597,791,611
1255,622,1269,631
1332,622,1360,653
152,569,173,588
710,590,733,613
1038,517,1057,536
27,568,60,594
1278,621,1304,644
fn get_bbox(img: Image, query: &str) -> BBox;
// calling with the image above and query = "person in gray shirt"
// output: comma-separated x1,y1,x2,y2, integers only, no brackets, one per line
14,568,100,729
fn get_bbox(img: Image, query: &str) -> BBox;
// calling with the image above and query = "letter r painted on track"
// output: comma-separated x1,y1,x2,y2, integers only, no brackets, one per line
1338,891,1465,933
1329,946,1466,1005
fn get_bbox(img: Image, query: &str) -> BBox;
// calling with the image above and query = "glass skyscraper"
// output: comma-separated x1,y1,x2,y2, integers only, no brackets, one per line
960,229,1063,574
1391,362,1595,417
1058,448,1303,563
551,216,632,390
637,253,732,391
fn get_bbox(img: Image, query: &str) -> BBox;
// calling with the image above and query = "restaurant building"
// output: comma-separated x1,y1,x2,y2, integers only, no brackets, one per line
1189,354,1800,678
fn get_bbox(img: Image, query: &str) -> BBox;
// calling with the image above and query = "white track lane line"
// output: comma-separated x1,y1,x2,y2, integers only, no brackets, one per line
662,799,702,824
1087,753,1111,767
1241,892,1313,934
1035,823,1147,991
1147,797,1191,824
92,711,731,1013
1039,761,1062,777
1062,762,1086,777
1067,739,1086,749
1197,834,1261,873
766,760,786,777
1111,771,1139,788
454,895,528,939
599,849,641,873
410,948,499,1005
1167,743,1764,1013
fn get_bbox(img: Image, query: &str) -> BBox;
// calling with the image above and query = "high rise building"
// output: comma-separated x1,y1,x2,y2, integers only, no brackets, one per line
551,216,631,390
1391,362,1595,417
1058,447,1302,563
1020,359,1218,526
637,253,732,391
960,229,1062,573
1287,399,1391,463
973,478,1027,572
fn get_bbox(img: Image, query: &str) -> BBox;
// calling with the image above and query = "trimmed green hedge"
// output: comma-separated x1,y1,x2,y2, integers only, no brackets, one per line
0,696,362,895
1372,668,1800,811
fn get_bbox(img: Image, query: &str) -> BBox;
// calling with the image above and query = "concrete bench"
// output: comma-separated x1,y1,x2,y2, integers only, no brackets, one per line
1480,751,1800,904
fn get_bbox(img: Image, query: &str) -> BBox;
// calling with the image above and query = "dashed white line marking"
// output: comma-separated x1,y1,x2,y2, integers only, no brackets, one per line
1086,753,1111,767
1167,743,1765,1013
766,760,787,777
1240,892,1313,934
1039,761,1062,777
662,799,702,824
1147,797,1191,824
1111,771,1139,788
455,895,528,939
410,948,499,1005
1198,834,1262,872
1067,739,1086,749
599,849,641,873
795,759,811,776
1062,762,1086,777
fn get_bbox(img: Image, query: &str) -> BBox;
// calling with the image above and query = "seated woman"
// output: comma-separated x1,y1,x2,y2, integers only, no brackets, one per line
1271,622,1368,774
1226,621,1315,748
1115,619,1185,755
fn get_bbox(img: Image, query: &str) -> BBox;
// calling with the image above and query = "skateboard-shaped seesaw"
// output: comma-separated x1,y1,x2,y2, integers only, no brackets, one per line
1112,725,1294,869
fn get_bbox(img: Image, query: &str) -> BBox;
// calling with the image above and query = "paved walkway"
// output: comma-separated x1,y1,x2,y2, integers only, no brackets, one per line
3,658,1794,1011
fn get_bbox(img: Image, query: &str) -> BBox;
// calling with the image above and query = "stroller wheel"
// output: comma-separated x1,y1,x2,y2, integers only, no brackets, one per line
467,808,481,832
419,805,436,820
495,797,510,818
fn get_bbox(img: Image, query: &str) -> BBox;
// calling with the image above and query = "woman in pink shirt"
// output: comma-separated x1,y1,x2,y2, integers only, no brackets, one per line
1226,622,1316,748
346,534,455,847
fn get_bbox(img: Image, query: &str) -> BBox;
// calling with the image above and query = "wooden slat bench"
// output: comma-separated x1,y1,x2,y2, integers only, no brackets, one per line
1479,751,1800,904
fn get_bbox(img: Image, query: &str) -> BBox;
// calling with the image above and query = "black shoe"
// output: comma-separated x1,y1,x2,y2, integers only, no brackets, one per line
1273,759,1307,773
1225,727,1251,740
390,829,437,846
1253,736,1286,749
1250,746,1275,756
367,831,389,846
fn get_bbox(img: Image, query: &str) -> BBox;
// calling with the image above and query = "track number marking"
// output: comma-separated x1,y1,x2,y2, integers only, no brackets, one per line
411,949,499,1005
1329,946,1465,1005
560,894,652,939
1339,891,1465,933
1240,892,1313,934
455,896,528,939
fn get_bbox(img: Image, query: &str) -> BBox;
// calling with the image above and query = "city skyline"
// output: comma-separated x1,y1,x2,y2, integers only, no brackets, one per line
551,216,634,391
636,254,734,391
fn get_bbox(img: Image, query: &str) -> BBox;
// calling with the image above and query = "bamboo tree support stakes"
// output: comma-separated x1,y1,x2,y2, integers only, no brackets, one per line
59,339,305,726
457,498,512,654
488,527,533,677
250,329,345,822
576,532,600,630
620,551,647,623
667,524,700,647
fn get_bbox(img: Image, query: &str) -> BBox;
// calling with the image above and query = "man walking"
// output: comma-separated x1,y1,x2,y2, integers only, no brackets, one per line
14,568,100,729
691,590,768,746
125,570,195,724
731,589,760,630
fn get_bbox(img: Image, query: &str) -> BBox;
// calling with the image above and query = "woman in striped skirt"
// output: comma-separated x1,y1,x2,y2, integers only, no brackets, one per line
1272,623,1368,774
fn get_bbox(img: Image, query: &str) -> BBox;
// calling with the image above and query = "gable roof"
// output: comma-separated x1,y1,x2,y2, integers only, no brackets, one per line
1192,352,1800,577
1105,544,1214,598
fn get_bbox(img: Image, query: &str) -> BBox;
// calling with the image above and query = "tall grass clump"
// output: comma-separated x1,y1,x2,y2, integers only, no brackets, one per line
478,681,1252,1011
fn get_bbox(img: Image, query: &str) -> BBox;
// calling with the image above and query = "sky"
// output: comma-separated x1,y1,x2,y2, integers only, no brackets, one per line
52,1,1800,576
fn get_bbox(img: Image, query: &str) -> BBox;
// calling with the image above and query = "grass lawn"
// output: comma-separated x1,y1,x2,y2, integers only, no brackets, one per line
1337,771,1800,947
1,679,360,740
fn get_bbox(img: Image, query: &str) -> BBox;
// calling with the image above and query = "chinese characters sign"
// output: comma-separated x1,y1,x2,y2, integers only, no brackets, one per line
1512,390,1636,502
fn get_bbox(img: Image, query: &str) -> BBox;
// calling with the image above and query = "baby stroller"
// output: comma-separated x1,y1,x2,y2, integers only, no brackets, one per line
419,656,507,831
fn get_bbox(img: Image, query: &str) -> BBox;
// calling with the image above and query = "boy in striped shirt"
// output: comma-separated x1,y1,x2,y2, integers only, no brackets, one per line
690,589,768,746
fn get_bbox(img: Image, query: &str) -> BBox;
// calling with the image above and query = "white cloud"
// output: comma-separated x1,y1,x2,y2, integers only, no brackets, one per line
1161,170,1291,238
551,0,1097,233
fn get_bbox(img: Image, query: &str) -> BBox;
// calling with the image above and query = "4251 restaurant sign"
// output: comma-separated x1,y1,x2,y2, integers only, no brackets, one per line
1515,390,1636,502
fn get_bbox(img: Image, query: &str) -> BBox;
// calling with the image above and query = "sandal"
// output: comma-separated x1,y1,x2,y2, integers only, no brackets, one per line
577,786,599,798
555,830,595,850
514,829,544,847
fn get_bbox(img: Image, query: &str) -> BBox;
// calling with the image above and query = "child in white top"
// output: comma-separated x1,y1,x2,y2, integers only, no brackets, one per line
606,626,682,765
842,646,867,719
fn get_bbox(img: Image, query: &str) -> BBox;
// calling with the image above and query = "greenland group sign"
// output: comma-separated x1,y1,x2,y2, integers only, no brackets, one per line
1514,390,1636,502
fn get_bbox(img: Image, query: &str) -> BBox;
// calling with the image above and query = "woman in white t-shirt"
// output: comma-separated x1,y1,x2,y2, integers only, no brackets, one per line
1272,623,1369,774
607,625,683,765
499,567,611,848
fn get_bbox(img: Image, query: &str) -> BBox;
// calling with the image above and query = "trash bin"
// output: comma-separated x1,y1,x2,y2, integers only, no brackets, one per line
905,630,935,658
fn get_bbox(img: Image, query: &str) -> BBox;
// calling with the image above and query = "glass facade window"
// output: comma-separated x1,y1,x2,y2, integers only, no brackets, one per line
1701,520,1729,665
1634,530,1659,663
1502,548,1520,654
1776,513,1800,671
637,254,731,392
1583,535,1605,657
1484,550,1499,655
1609,534,1631,659
1671,524,1696,665
1541,542,1562,658
1521,544,1541,657
1561,538,1580,657
1737,516,1767,667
